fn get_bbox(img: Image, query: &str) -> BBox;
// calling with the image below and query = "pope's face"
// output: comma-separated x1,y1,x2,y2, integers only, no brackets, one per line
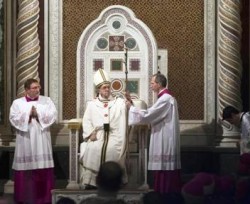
98,83,111,99
26,82,41,98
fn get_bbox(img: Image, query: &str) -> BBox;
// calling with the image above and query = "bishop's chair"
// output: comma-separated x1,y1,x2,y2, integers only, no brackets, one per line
67,5,159,189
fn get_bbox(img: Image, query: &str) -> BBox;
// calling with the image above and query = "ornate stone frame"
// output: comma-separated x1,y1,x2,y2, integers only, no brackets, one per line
76,5,158,118
47,1,216,145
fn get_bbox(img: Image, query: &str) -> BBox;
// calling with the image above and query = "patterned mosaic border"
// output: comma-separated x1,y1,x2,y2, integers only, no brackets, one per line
77,6,156,118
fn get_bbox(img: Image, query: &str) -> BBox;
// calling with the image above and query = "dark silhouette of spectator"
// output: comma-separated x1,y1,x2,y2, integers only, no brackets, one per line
142,191,164,204
80,161,126,204
96,161,123,193
162,192,184,204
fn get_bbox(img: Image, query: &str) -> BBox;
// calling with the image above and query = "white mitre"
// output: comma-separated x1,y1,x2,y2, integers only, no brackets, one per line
94,68,111,88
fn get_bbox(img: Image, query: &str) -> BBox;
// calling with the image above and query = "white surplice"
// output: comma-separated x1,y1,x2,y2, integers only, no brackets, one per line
9,96,57,170
240,112,250,154
79,97,127,186
128,93,181,170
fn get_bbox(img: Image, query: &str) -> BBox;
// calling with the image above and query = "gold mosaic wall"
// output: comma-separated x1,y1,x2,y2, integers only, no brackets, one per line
63,0,204,120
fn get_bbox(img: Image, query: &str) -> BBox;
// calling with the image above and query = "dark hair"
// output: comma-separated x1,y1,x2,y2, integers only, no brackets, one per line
222,106,240,120
24,78,39,90
153,73,167,88
96,161,123,192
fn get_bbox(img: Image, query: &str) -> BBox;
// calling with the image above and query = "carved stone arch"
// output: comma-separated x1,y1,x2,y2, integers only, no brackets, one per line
77,5,158,118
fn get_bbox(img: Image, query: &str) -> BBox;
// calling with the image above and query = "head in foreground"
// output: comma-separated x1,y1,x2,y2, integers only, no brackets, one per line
96,161,123,193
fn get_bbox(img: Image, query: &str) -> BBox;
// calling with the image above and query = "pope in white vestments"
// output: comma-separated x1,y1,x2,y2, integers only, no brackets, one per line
127,73,181,193
79,69,127,188
9,78,57,204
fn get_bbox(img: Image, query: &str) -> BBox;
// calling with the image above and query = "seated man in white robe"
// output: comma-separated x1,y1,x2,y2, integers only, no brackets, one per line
79,68,128,189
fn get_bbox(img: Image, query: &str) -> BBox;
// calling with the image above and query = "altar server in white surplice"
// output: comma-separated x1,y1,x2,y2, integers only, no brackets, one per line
9,78,57,204
126,73,181,194
79,68,127,189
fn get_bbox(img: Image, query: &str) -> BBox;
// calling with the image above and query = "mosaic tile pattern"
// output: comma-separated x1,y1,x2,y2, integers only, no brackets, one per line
109,36,125,51
111,59,123,71
63,0,204,120
130,59,140,71
93,59,104,71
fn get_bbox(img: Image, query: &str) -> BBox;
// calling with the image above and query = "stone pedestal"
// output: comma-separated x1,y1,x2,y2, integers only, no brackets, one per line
66,119,82,189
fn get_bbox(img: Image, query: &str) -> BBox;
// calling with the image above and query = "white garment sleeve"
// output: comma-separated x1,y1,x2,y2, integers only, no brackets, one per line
9,100,30,132
36,97,57,130
82,101,96,139
241,113,250,139
128,96,172,125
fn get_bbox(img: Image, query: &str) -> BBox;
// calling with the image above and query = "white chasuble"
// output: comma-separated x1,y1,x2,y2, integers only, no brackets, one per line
240,112,250,154
80,97,127,186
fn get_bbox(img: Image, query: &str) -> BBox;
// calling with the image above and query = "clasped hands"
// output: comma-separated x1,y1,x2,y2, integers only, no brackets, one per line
29,106,38,123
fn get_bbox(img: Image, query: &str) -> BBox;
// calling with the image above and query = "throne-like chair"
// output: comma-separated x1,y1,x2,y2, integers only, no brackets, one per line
67,5,158,190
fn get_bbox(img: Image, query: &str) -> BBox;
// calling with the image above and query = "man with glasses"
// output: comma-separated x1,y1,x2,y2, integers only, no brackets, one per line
9,78,57,204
